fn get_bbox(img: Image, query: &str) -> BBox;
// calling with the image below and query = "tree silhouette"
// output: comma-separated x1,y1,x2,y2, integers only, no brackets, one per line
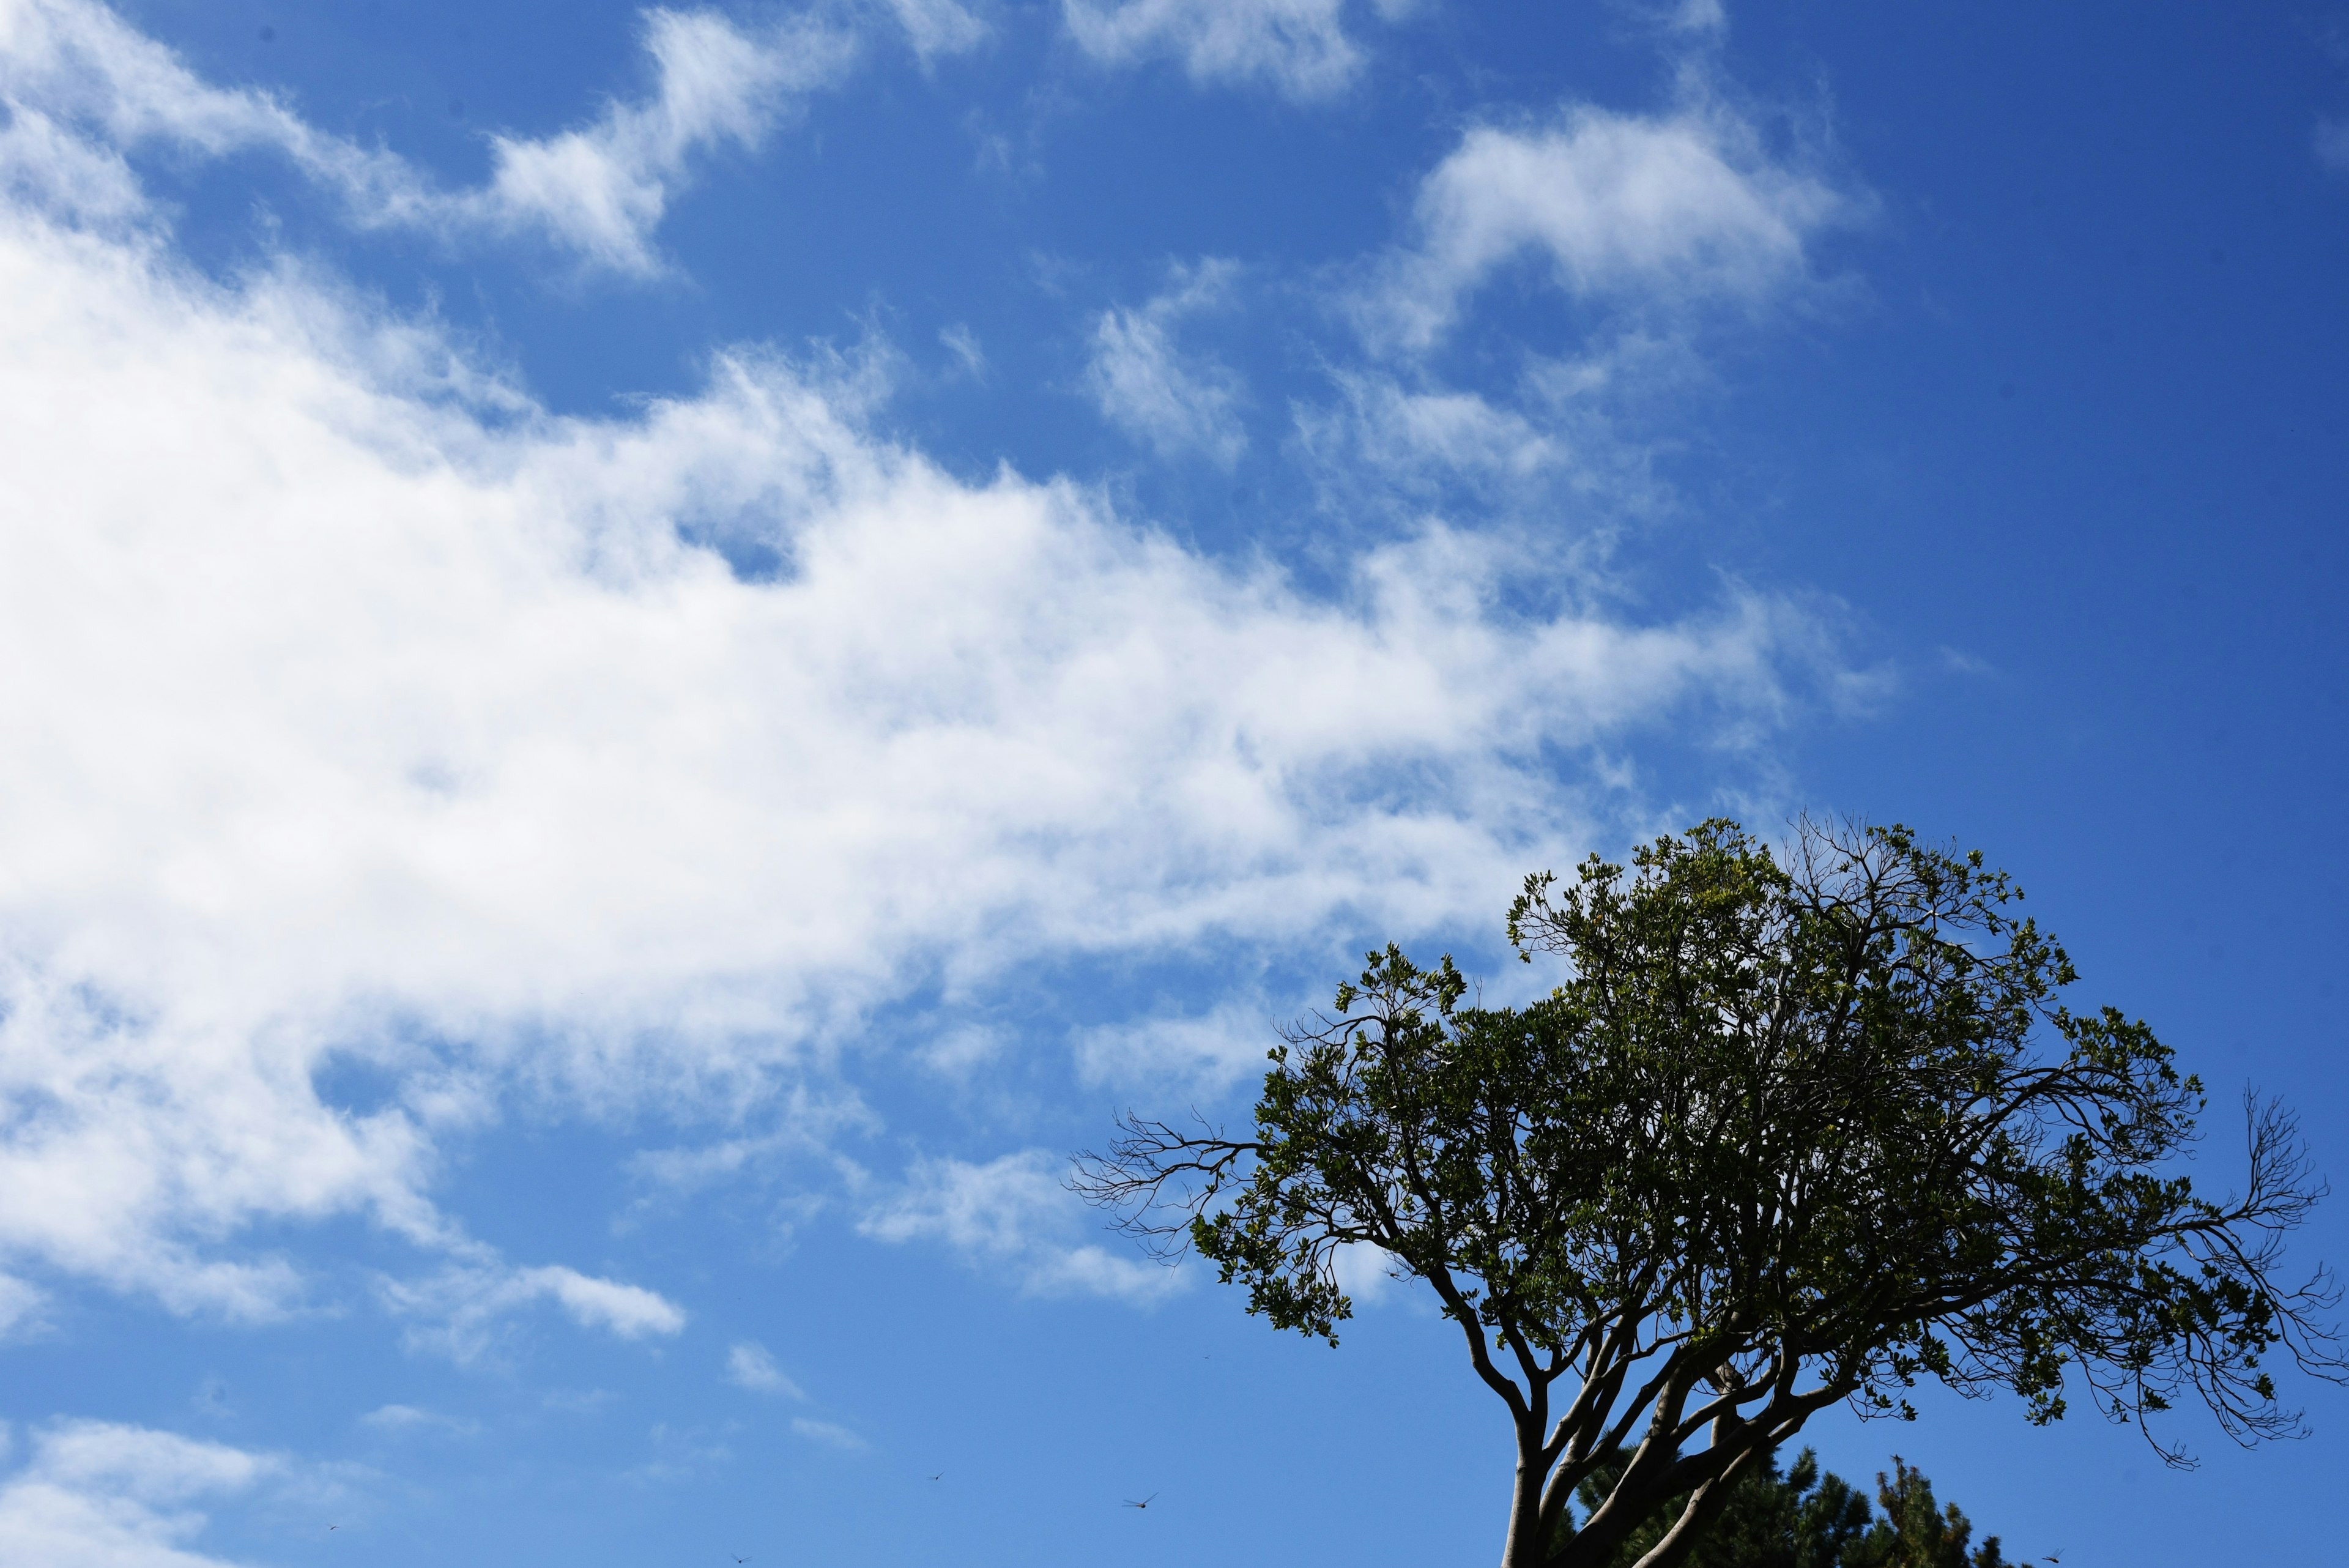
1077,819,2341,1568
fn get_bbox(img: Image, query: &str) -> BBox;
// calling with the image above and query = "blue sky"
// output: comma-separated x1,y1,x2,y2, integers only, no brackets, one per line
0,1,2344,1563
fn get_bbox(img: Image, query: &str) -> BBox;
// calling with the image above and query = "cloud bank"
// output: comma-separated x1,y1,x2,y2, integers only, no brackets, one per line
0,152,1833,1322
0,1421,273,1568
0,1,1865,1337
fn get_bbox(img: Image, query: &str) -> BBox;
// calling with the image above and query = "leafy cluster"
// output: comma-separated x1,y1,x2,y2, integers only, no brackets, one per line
1075,819,2339,1568
1571,1448,2009,1568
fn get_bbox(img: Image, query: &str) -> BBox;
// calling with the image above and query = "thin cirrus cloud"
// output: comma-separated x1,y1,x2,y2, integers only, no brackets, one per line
0,1276,42,1340
726,1341,807,1399
379,1265,689,1362
1288,332,1707,526
1061,0,1376,100
858,1150,1181,1301
1294,370,1568,502
0,0,858,274
1084,258,1250,467
1072,995,1278,1091
0,1419,275,1568
790,1417,869,1451
1360,95,1850,351
359,1404,481,1437
2318,117,2349,174
881,0,989,61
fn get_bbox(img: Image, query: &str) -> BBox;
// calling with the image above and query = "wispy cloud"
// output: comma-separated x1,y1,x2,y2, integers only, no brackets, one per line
0,0,858,273
790,1416,869,1451
1073,997,1277,1091
1290,329,1702,529
1085,258,1249,466
455,7,856,273
358,1404,481,1438
380,1265,686,1361
1360,94,1849,350
858,1150,1182,1301
726,1341,806,1398
1295,373,1565,499
0,1275,44,1340
879,0,989,61
1062,0,1371,100
2318,117,2349,175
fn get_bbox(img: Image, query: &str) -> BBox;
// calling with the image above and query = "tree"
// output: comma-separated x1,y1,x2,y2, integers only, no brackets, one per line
1567,1446,2006,1568
1074,819,2341,1568
1854,1457,2005,1568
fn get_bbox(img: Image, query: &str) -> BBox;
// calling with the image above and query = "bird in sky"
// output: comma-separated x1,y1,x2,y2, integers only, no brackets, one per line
2041,1553,2062,1566
1123,1493,1158,1510
928,1473,943,1481
732,1556,751,1563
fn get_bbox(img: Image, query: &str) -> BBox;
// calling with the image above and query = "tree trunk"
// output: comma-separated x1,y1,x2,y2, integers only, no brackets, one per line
1499,1438,1553,1568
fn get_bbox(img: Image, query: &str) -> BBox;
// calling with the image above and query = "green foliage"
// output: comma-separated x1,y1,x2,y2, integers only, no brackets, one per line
1565,1449,2007,1568
1861,1458,2008,1568
1077,818,2339,1568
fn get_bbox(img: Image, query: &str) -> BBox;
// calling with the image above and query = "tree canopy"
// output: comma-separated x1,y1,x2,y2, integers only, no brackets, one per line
1074,819,2341,1568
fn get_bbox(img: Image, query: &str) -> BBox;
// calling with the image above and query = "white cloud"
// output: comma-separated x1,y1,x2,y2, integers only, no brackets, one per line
726,1340,806,1397
533,1266,688,1337
0,98,143,226
1667,0,1726,35
1328,1238,1401,1304
921,1022,1006,1076
2318,117,2349,175
879,0,988,61
0,0,857,274
789,1417,868,1450
1297,373,1564,496
380,1264,687,1360
1085,258,1249,466
458,7,855,273
1073,997,1275,1090
1063,0,1365,99
858,1150,1183,1301
0,1273,45,1338
938,322,987,379
1364,98,1847,350
0,1421,272,1568
0,112,1838,1322
358,1404,479,1437
1292,332,1705,524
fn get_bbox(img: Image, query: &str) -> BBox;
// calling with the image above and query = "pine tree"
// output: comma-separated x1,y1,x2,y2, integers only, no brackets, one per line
1858,1458,2007,1568
1564,1449,2007,1568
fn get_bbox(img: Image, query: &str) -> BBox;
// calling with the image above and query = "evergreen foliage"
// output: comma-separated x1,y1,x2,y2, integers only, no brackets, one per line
1564,1449,2008,1568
